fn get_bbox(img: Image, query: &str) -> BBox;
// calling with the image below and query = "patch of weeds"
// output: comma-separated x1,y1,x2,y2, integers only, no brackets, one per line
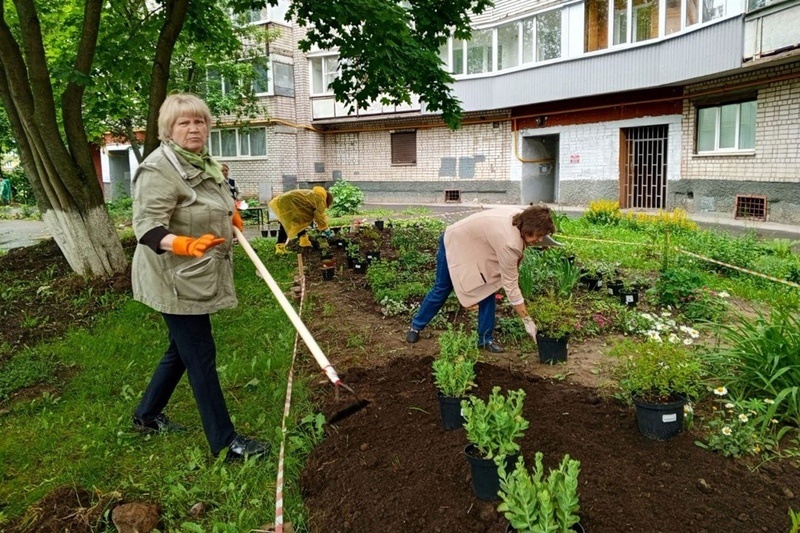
0,353,55,402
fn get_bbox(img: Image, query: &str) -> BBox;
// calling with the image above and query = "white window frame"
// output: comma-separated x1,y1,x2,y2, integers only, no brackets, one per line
696,100,757,154
247,0,291,25
309,55,340,96
252,59,273,96
208,127,268,159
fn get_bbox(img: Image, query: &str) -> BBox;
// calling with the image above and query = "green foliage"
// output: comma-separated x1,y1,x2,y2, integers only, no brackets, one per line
0,354,54,402
790,508,800,533
695,392,793,458
0,241,317,530
329,180,365,217
552,258,581,298
288,0,493,129
680,229,761,271
1,166,35,206
710,307,800,424
498,453,581,533
390,219,445,252
437,324,479,363
584,199,621,226
106,196,133,225
432,358,476,397
654,268,727,322
365,258,432,313
461,387,529,460
527,295,578,339
610,339,706,403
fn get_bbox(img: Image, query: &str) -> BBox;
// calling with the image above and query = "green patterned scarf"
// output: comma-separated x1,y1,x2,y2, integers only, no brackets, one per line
168,141,224,183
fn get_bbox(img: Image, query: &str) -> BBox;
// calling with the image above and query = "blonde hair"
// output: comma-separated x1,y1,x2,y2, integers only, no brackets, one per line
157,93,212,142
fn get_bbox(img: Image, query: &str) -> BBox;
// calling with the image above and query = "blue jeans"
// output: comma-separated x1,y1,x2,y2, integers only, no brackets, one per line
411,234,497,345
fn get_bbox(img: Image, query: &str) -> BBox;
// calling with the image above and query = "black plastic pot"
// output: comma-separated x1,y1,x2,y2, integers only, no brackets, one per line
374,220,385,230
582,276,603,291
606,279,624,296
437,393,466,431
634,397,685,441
464,445,518,501
352,261,366,273
619,288,639,307
536,333,569,364
365,250,381,263
322,267,334,281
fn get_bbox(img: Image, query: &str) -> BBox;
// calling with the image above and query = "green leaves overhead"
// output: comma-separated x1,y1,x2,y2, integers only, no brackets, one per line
289,0,492,129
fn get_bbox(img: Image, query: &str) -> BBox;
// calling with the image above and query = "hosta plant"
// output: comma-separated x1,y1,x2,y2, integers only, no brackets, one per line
498,452,581,533
461,387,529,460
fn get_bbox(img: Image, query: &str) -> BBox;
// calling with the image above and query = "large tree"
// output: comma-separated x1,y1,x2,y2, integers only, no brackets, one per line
0,0,489,278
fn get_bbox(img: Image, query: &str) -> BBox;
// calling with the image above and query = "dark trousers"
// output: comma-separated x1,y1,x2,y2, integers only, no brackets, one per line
411,234,497,345
277,224,306,243
134,313,235,455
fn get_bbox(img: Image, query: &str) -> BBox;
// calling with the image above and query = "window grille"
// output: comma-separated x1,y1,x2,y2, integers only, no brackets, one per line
444,189,461,203
735,194,767,221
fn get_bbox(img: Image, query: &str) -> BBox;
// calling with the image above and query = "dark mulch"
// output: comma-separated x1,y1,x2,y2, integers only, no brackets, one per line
301,356,797,533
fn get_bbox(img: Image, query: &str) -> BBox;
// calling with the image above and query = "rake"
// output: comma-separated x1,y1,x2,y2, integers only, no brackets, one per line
233,227,370,423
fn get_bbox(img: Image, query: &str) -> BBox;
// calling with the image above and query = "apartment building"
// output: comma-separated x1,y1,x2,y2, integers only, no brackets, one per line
99,0,800,223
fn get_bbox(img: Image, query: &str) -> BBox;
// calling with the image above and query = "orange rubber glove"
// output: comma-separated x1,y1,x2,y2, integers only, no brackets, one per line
232,208,243,231
172,234,226,257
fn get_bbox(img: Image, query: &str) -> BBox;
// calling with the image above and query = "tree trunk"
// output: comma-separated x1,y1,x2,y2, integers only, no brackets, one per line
0,0,127,278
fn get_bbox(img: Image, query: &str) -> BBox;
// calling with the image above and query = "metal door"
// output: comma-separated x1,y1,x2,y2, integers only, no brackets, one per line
620,125,668,209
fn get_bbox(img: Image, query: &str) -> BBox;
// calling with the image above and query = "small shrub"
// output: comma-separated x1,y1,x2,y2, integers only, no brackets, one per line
438,324,479,363
461,387,529,460
432,358,476,397
329,180,364,216
584,199,621,226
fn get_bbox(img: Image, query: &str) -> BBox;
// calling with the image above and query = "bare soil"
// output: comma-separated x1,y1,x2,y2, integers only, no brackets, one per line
297,238,800,533
3,233,799,532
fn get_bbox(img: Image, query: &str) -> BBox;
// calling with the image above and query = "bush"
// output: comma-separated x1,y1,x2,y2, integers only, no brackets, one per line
584,199,620,226
329,180,364,216
461,387,528,460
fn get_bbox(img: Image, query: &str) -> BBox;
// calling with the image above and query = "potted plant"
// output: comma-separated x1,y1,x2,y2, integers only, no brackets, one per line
610,338,705,441
432,358,476,430
528,295,578,364
432,325,480,430
498,452,584,533
618,280,639,306
321,257,336,281
461,387,529,501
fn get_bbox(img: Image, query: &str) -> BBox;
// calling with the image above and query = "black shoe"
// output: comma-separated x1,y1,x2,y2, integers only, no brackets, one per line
132,413,185,434
479,341,504,353
406,328,420,343
225,435,271,461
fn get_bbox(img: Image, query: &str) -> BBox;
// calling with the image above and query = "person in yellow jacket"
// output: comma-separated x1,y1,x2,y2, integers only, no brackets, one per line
268,186,334,254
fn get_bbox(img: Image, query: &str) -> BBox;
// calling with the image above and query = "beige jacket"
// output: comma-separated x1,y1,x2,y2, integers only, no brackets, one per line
131,143,237,315
443,206,526,307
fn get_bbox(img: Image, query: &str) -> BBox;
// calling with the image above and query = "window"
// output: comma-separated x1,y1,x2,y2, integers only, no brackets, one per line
696,101,756,153
497,22,520,70
536,11,562,60
208,127,268,158
252,62,271,95
248,0,290,24
310,56,339,95
585,0,609,51
391,131,416,165
467,29,493,75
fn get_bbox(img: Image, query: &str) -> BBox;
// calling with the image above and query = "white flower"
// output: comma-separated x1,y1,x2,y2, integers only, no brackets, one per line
640,312,655,321
683,338,694,345
661,311,672,317
771,419,779,424
684,403,694,414
718,291,730,298
722,426,732,436
738,414,749,423
668,333,680,344
725,403,735,409
764,398,775,404
713,386,728,396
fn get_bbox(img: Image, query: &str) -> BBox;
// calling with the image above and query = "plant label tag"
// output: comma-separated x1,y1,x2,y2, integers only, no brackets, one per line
662,413,678,423
625,295,634,304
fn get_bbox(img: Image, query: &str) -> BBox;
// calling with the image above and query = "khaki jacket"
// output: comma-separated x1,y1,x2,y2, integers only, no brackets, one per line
131,143,237,315
268,187,329,238
444,206,526,307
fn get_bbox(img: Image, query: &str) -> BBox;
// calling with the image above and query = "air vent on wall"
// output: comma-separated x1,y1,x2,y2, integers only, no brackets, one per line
734,194,767,221
444,189,461,203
